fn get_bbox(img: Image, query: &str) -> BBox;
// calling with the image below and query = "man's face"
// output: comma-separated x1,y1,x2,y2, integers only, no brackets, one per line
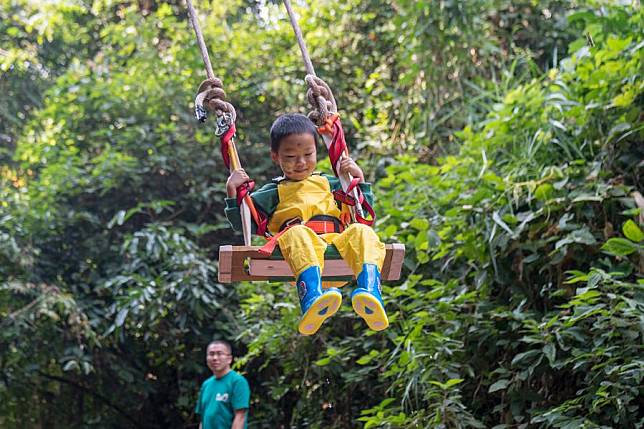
206,343,232,374
271,133,317,181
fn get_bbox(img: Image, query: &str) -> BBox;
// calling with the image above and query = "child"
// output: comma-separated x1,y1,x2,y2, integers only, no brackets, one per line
225,113,387,335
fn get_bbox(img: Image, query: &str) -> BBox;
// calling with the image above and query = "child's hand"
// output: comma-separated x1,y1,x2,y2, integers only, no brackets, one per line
338,157,365,183
226,169,250,197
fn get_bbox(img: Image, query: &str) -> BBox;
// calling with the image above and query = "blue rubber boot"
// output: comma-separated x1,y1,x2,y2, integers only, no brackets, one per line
296,266,342,335
351,264,389,331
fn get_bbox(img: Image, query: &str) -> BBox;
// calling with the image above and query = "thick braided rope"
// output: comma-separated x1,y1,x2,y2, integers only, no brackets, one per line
186,0,214,81
186,0,236,124
195,78,237,123
281,0,337,126
305,74,337,126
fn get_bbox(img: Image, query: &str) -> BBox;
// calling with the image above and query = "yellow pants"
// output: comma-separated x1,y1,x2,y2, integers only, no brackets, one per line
277,223,386,280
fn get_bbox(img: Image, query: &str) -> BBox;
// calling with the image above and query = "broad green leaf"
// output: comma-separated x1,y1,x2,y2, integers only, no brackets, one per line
445,378,464,388
488,379,511,393
622,220,644,242
543,343,556,365
108,210,126,228
606,36,632,52
410,218,429,231
534,183,554,201
62,360,80,372
314,357,331,366
356,354,374,365
564,270,589,284
429,379,462,390
612,90,636,107
115,308,128,327
601,238,638,256
326,347,339,357
511,349,541,366
555,228,597,249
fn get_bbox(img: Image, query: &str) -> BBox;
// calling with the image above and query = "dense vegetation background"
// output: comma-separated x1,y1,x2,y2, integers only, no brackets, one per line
1,0,641,427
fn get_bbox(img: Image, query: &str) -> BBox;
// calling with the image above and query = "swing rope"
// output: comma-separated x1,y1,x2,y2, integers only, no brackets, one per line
185,0,214,80
186,0,236,125
186,0,263,246
282,0,375,226
282,0,337,124
282,0,315,77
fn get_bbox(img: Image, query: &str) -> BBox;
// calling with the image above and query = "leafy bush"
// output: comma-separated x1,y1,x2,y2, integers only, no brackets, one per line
371,6,643,427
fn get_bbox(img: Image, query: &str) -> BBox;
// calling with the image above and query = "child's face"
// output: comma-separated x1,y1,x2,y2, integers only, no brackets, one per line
271,133,317,181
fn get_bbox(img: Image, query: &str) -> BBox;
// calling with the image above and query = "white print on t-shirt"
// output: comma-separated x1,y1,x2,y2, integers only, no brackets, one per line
215,393,229,402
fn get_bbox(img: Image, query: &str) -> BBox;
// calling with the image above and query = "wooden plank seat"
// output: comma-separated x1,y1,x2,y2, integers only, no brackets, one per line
218,243,405,283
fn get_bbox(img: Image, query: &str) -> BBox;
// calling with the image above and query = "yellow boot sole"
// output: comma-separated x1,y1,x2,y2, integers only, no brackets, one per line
298,291,342,336
351,293,389,331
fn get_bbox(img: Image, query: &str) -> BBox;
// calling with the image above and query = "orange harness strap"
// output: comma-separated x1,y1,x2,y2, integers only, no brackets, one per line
258,219,344,256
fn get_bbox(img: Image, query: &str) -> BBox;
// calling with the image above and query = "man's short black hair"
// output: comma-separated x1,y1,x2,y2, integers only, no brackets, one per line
270,113,318,152
207,339,232,356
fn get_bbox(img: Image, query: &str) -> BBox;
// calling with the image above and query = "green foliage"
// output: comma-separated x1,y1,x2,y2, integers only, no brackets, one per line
370,5,643,427
1,2,248,426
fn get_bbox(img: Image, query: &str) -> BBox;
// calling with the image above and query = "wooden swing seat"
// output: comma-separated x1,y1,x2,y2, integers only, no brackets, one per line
218,243,405,283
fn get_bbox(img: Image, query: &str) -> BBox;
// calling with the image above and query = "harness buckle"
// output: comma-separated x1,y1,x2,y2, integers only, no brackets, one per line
283,217,303,229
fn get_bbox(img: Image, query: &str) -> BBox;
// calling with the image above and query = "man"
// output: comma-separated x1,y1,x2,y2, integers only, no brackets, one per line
195,340,250,429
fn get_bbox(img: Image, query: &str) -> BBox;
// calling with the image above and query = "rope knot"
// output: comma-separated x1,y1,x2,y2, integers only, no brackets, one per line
305,75,337,126
194,78,237,127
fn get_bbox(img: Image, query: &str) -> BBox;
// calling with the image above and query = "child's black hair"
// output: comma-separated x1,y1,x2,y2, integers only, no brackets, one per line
270,113,318,152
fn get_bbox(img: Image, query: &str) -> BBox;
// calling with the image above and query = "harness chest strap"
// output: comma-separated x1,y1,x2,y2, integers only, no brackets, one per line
258,218,344,256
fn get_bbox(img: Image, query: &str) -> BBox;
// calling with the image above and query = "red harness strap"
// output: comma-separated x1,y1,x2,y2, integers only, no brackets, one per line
318,114,346,178
235,180,270,237
219,123,236,170
332,189,376,226
318,115,376,226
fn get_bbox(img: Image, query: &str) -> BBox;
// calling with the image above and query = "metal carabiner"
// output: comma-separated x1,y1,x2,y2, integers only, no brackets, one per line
214,112,233,136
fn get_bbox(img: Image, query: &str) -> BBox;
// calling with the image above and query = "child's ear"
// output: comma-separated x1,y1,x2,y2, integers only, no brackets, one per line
270,151,279,163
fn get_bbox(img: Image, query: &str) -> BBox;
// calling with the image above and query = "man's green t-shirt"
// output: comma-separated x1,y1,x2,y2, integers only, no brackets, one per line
195,370,250,429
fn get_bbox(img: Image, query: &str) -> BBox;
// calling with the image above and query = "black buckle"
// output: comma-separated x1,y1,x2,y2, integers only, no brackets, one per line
280,217,302,232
